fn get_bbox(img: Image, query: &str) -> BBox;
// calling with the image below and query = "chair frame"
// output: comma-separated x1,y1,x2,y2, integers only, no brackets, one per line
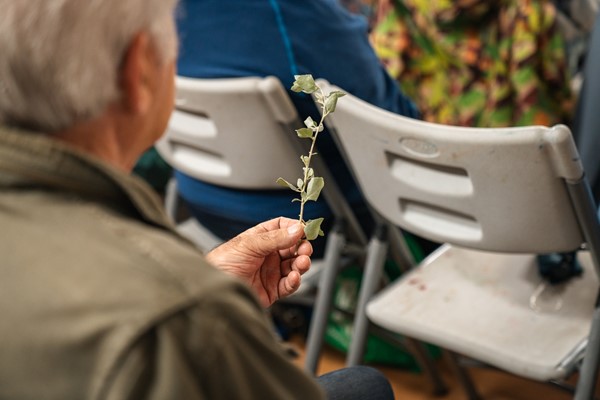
156,75,369,372
319,79,600,399
156,77,452,394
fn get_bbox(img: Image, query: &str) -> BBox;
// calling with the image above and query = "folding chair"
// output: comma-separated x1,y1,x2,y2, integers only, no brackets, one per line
155,76,449,393
155,75,369,371
320,80,600,399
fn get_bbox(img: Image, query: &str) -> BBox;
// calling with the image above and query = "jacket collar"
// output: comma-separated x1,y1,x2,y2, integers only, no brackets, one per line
0,126,174,231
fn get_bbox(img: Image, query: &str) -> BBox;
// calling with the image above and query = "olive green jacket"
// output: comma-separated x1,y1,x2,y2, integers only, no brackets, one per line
0,127,325,400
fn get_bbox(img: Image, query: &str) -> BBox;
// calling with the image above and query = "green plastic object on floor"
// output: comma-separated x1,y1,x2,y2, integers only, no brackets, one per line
324,233,440,371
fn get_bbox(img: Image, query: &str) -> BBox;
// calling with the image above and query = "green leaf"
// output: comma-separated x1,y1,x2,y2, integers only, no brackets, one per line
296,127,313,138
301,155,309,166
276,177,299,192
304,218,325,240
304,116,317,129
324,91,346,114
306,176,324,201
291,74,318,94
296,178,303,188
303,167,314,178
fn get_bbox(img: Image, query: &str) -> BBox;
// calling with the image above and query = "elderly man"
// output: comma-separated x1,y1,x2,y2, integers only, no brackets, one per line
0,1,394,399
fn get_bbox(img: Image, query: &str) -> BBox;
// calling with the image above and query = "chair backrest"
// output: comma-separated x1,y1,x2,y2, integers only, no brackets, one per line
156,75,301,189
320,80,588,254
156,76,367,244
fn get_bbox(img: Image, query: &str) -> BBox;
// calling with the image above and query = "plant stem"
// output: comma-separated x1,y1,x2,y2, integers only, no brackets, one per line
298,88,328,224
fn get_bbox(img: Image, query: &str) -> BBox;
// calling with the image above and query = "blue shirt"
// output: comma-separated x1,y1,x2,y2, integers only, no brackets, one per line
175,0,419,227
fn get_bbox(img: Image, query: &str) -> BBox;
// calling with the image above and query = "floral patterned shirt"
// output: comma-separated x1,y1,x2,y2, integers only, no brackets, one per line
368,0,574,127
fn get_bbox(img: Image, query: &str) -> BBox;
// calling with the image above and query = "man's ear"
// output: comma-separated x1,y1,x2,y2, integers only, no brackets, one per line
119,31,158,114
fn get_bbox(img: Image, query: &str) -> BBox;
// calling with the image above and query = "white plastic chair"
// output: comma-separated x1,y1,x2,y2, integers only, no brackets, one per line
155,77,449,391
320,80,600,399
155,75,369,373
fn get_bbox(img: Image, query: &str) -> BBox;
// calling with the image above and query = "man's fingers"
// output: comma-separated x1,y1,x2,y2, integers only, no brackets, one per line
246,217,299,235
244,222,304,255
296,240,313,256
290,254,311,275
279,270,301,298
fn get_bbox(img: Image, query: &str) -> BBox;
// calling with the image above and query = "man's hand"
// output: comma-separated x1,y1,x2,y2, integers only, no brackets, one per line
205,217,313,307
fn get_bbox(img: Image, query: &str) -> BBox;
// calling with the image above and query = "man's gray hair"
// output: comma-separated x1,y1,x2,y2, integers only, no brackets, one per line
0,0,179,132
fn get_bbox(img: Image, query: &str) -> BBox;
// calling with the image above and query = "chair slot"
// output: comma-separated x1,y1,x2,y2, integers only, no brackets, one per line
170,109,218,139
399,199,482,242
386,152,472,196
170,143,231,178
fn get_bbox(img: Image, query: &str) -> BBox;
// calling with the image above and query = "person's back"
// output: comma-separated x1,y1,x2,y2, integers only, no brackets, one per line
369,0,573,128
0,128,325,399
0,1,400,398
172,0,419,248
0,1,327,398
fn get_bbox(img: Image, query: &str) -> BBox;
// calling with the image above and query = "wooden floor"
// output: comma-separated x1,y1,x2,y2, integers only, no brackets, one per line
288,335,598,400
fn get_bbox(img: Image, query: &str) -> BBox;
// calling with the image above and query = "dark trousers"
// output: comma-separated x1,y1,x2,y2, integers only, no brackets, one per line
317,366,395,400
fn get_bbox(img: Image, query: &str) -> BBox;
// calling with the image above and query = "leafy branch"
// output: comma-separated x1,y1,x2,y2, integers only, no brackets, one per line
276,74,345,240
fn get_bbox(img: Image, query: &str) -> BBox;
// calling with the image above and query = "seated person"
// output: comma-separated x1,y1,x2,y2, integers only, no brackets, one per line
172,0,420,254
0,1,394,398
369,0,585,279
369,0,574,127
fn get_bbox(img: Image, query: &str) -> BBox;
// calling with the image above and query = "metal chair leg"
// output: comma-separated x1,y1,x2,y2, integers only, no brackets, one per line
304,220,346,373
404,338,449,396
346,224,389,366
445,351,483,400
575,294,600,400
370,325,449,397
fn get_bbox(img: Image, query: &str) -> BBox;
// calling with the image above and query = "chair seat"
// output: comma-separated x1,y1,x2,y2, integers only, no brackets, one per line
366,244,599,381
175,217,223,252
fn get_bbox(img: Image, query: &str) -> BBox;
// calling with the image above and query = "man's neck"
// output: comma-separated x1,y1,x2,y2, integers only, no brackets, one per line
51,108,147,172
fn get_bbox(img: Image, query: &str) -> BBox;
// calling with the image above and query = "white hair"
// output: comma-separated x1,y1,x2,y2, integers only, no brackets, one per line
0,0,179,132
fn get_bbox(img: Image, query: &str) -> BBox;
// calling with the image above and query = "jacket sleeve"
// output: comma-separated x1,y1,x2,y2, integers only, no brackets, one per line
102,282,326,400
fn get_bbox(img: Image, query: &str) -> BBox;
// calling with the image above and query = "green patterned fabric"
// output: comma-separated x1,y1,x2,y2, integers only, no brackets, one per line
370,0,574,127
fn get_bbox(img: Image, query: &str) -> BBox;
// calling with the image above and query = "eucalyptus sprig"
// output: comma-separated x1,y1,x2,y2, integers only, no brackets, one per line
276,74,345,240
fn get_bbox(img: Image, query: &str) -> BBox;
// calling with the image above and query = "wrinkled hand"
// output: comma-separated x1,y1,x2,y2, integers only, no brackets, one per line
205,217,313,307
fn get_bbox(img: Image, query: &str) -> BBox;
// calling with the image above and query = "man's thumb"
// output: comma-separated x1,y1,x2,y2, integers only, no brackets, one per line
251,222,303,254
286,222,303,237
